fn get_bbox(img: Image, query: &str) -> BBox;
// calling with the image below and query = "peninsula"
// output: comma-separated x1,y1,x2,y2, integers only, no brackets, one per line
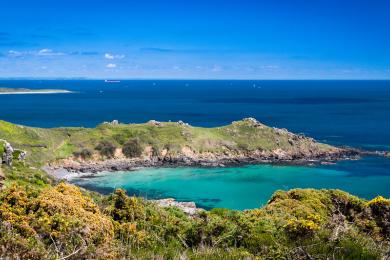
0,118,358,174
0,87,71,94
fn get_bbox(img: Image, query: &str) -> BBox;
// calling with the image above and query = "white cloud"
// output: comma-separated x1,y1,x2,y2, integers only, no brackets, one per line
105,53,114,59
106,63,117,68
37,49,65,56
105,53,125,60
8,50,23,57
7,49,65,58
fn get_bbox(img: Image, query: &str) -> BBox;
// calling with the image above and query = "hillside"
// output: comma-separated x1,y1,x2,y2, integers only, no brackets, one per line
0,118,350,170
0,119,389,259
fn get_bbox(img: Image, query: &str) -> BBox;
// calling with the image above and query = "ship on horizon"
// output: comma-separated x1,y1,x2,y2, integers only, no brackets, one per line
104,79,121,83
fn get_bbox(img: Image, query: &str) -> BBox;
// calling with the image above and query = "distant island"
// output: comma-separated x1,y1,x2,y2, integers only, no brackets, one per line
0,87,72,94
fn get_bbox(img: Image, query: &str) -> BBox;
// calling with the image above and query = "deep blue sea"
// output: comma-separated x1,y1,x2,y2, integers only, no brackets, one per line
1,80,389,209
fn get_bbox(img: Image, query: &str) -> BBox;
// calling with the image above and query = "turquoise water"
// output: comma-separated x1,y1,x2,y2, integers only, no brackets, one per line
71,157,390,210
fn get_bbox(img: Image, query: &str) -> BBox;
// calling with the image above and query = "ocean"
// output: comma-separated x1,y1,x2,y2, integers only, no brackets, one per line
1,80,389,209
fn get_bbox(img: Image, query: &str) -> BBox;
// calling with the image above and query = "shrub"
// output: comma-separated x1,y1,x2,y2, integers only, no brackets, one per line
0,183,115,259
122,139,143,158
73,148,92,160
95,140,116,158
80,148,92,160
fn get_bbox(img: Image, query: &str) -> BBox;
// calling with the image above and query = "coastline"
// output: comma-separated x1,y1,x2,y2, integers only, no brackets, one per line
45,148,361,180
0,90,72,95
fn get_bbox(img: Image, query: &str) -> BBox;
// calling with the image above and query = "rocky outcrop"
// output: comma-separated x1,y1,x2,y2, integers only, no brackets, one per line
103,120,119,125
152,198,201,216
241,117,266,128
50,146,358,174
1,140,14,166
0,139,27,166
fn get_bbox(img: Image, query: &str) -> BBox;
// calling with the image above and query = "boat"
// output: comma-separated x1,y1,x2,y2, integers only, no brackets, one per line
104,80,121,83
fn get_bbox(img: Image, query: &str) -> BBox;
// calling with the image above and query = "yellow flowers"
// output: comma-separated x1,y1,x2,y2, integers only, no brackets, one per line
367,196,390,207
284,217,321,236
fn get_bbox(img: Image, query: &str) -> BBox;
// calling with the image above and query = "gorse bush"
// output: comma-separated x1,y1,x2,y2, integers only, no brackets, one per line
95,140,116,158
122,139,143,158
0,182,388,259
0,183,115,259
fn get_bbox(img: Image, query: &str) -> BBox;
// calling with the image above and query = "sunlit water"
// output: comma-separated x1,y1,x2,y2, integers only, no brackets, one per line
71,157,390,210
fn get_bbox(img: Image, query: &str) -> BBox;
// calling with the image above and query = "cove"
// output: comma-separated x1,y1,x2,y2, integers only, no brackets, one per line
70,157,390,210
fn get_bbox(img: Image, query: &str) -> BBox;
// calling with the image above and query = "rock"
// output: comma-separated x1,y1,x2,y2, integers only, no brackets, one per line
0,140,27,166
13,149,27,161
148,120,162,126
103,120,119,125
177,120,190,126
242,117,265,128
1,140,14,166
153,198,201,215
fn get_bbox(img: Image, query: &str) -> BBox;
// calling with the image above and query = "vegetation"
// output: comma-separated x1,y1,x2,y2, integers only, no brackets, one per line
122,138,143,158
0,119,388,258
95,140,116,159
73,148,93,160
0,172,388,259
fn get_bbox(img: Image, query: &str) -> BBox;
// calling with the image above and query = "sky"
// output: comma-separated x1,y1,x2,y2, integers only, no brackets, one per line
0,0,389,79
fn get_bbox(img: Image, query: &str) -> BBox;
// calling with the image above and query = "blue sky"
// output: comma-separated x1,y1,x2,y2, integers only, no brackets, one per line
0,0,389,79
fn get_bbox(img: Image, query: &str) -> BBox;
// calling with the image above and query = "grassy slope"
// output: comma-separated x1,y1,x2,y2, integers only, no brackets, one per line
0,119,335,165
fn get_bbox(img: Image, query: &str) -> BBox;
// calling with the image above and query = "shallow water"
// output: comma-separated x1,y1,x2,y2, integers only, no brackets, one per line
71,157,390,210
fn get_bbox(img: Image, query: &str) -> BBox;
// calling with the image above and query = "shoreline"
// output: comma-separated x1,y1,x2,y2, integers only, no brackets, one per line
46,149,361,180
0,90,72,95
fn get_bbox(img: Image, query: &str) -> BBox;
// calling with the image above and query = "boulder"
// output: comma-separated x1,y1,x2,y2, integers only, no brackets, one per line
148,120,162,126
0,139,26,166
242,117,265,128
152,198,201,215
1,140,14,166
177,120,190,126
